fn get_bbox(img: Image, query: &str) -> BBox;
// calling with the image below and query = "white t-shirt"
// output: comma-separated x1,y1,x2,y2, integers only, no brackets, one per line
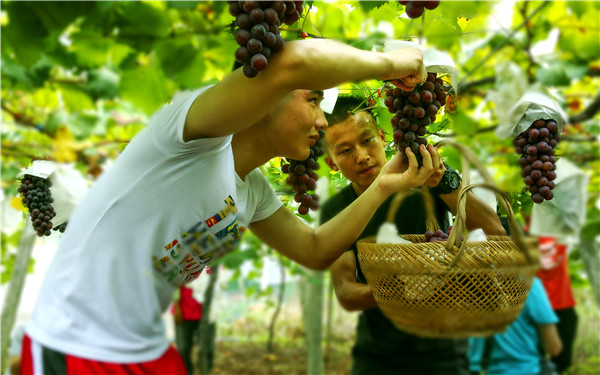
26,88,283,363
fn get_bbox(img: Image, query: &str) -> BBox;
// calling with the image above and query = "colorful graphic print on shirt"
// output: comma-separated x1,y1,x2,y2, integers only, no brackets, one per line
154,195,240,286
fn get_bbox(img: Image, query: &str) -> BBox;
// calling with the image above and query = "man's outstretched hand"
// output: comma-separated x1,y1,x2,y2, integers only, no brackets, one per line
375,143,442,196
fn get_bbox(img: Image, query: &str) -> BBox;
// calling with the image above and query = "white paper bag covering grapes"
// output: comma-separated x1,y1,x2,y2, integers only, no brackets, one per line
18,160,89,226
529,158,589,238
491,63,568,139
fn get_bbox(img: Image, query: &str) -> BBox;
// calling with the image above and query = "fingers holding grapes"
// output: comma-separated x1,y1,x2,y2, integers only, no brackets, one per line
425,155,445,188
378,144,440,196
412,144,440,184
383,47,427,87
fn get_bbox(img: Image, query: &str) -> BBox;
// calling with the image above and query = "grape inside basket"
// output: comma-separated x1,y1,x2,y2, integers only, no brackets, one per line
356,233,539,338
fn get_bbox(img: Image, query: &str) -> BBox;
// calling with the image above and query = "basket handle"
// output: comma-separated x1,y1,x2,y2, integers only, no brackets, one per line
386,188,439,232
446,183,534,268
431,139,534,267
433,139,495,188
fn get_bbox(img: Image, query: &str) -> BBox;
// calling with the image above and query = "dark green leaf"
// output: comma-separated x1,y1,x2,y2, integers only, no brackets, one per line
358,1,388,13
1,2,48,67
167,1,199,10
28,1,95,32
155,38,199,78
71,33,115,68
535,65,571,86
0,58,32,87
116,2,171,38
86,68,120,100
120,66,177,116
56,83,95,113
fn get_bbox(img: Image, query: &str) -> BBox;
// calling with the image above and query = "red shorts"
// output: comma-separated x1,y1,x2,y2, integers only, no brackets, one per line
21,334,187,375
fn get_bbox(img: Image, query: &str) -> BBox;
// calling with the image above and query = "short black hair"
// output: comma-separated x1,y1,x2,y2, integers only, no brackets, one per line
325,94,375,127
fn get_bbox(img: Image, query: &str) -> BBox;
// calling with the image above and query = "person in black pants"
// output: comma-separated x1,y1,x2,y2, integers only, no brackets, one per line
320,95,506,375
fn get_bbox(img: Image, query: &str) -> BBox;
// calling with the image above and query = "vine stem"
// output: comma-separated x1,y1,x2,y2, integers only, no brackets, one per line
463,1,550,81
404,18,414,41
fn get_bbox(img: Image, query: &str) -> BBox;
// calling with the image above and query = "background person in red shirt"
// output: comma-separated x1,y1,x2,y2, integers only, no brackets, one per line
536,236,578,374
172,283,203,375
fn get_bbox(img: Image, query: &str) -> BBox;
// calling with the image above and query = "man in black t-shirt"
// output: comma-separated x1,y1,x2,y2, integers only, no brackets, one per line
320,95,506,375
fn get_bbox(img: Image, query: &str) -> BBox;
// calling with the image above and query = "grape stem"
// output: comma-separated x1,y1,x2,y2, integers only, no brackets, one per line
403,18,414,41
278,27,324,39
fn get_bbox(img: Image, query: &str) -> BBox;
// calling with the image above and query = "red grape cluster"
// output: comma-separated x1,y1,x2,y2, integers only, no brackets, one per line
399,1,440,18
423,227,452,242
384,73,447,163
281,130,325,215
18,174,57,237
513,119,560,203
229,0,304,78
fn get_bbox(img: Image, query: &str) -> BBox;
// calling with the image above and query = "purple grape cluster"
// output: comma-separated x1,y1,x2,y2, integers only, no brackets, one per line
384,73,447,163
423,227,452,242
18,174,57,237
229,0,304,78
513,119,560,203
281,130,325,215
399,1,440,19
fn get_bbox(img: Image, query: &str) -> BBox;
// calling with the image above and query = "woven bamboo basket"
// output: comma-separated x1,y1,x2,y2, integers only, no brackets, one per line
356,140,540,338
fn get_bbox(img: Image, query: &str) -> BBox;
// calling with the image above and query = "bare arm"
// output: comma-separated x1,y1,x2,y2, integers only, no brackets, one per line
424,161,506,236
538,324,563,357
184,39,426,140
438,183,506,235
250,145,440,270
330,251,377,311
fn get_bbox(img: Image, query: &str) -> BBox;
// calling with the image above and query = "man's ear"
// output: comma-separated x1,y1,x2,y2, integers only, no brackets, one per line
324,155,339,171
378,128,386,146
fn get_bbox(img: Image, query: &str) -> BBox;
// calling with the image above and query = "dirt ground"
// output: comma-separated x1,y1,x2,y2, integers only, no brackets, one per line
210,340,352,375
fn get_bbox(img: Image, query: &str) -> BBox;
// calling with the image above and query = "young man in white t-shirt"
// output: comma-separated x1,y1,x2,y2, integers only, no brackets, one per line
23,38,441,374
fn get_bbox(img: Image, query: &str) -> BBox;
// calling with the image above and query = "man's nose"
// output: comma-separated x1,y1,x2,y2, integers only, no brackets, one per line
355,147,370,163
315,108,328,130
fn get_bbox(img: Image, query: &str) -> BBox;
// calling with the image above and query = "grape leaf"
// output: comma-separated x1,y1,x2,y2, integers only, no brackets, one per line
535,65,571,87
1,2,48,67
357,1,388,13
120,66,177,116
85,68,120,100
116,2,170,38
71,33,115,68
155,38,199,78
56,83,95,113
